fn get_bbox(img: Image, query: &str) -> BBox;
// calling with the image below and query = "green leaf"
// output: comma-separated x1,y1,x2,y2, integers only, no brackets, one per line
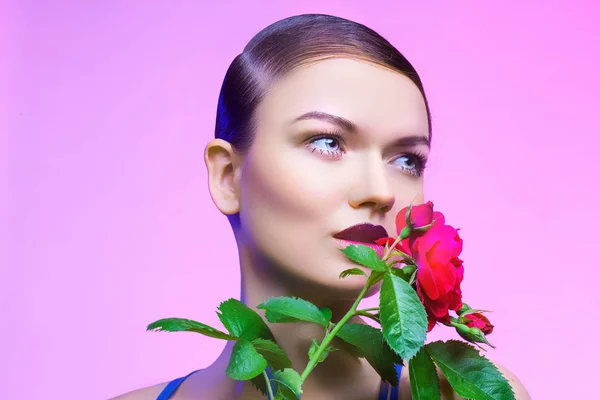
251,374,268,396
319,307,332,323
339,267,368,279
336,323,403,385
274,385,297,400
367,271,386,286
251,368,279,398
217,298,273,341
379,272,428,361
340,244,387,272
271,368,303,398
409,346,441,400
308,338,337,364
252,338,292,371
226,339,267,380
257,296,328,328
147,318,235,340
262,310,298,324
389,264,417,282
426,340,516,400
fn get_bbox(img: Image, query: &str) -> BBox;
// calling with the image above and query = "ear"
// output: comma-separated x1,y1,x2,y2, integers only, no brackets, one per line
203,139,242,215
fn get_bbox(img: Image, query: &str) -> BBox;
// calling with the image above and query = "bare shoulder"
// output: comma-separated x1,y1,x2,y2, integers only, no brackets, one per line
108,381,169,400
398,360,531,400
490,362,531,400
107,368,233,400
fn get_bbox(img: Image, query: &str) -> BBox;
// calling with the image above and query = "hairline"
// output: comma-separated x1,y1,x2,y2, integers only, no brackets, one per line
239,54,429,155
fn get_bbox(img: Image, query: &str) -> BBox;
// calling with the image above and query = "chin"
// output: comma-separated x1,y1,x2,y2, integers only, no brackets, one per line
267,245,381,302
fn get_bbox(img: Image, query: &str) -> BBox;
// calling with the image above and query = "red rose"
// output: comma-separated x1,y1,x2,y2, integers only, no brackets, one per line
410,211,464,332
464,313,494,335
376,202,465,333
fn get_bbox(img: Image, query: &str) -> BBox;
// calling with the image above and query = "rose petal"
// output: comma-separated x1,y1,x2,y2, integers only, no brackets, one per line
415,251,439,300
427,314,437,332
374,237,394,246
434,261,457,294
428,298,450,318
432,211,445,226
426,227,461,266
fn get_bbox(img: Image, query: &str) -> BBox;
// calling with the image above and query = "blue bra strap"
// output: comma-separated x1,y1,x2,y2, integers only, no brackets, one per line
378,363,403,400
388,363,403,399
156,363,403,400
156,369,202,400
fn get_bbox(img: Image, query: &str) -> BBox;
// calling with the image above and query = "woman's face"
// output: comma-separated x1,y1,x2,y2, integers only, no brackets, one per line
232,58,430,299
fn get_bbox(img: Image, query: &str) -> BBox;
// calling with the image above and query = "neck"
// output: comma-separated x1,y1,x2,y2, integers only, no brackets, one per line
219,241,381,398
237,242,357,366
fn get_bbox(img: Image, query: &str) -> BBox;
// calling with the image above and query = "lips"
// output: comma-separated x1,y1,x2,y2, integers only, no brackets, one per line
333,223,389,244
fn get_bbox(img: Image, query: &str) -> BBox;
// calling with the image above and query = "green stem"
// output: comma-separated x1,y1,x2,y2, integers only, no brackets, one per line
353,310,380,324
383,235,405,261
358,307,379,312
300,283,371,382
263,370,275,400
391,249,412,261
298,231,411,386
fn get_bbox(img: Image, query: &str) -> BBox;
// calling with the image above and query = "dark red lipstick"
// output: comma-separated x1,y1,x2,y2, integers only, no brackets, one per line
333,223,388,244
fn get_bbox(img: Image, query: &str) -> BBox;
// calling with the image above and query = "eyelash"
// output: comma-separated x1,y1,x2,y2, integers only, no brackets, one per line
304,130,428,178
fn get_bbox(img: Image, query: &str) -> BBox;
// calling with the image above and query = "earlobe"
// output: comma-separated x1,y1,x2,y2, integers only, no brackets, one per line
204,139,242,215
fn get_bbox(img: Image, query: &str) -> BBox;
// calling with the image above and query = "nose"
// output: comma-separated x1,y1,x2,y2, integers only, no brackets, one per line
347,155,396,213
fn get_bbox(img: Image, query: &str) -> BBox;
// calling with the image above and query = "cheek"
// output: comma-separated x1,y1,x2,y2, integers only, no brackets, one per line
241,150,344,219
390,177,425,206
237,150,349,281
238,150,344,253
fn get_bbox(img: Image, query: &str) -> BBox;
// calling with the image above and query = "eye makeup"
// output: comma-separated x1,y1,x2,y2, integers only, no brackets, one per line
303,130,428,178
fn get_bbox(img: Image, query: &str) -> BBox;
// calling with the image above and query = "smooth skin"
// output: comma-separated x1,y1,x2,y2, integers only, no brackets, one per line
112,58,531,399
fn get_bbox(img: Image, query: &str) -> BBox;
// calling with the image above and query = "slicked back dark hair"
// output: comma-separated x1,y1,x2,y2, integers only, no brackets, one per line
215,13,432,155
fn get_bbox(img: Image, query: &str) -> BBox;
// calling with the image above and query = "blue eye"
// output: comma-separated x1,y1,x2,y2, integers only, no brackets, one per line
392,154,427,177
305,132,346,158
311,137,342,152
305,132,428,178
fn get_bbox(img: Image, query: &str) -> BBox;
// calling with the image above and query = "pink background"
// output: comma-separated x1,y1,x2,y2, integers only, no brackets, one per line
4,1,599,399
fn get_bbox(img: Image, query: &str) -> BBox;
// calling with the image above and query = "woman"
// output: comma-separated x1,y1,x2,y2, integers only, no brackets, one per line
113,13,530,400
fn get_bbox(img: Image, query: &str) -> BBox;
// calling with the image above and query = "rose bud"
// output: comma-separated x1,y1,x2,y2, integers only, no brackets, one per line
463,312,494,335
451,322,495,348
396,201,435,236
453,322,495,349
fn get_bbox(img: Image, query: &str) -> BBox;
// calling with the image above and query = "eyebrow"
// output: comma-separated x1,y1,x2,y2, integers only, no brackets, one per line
291,111,430,149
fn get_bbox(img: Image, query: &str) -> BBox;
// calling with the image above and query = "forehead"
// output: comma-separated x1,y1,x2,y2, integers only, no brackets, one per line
255,57,429,136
